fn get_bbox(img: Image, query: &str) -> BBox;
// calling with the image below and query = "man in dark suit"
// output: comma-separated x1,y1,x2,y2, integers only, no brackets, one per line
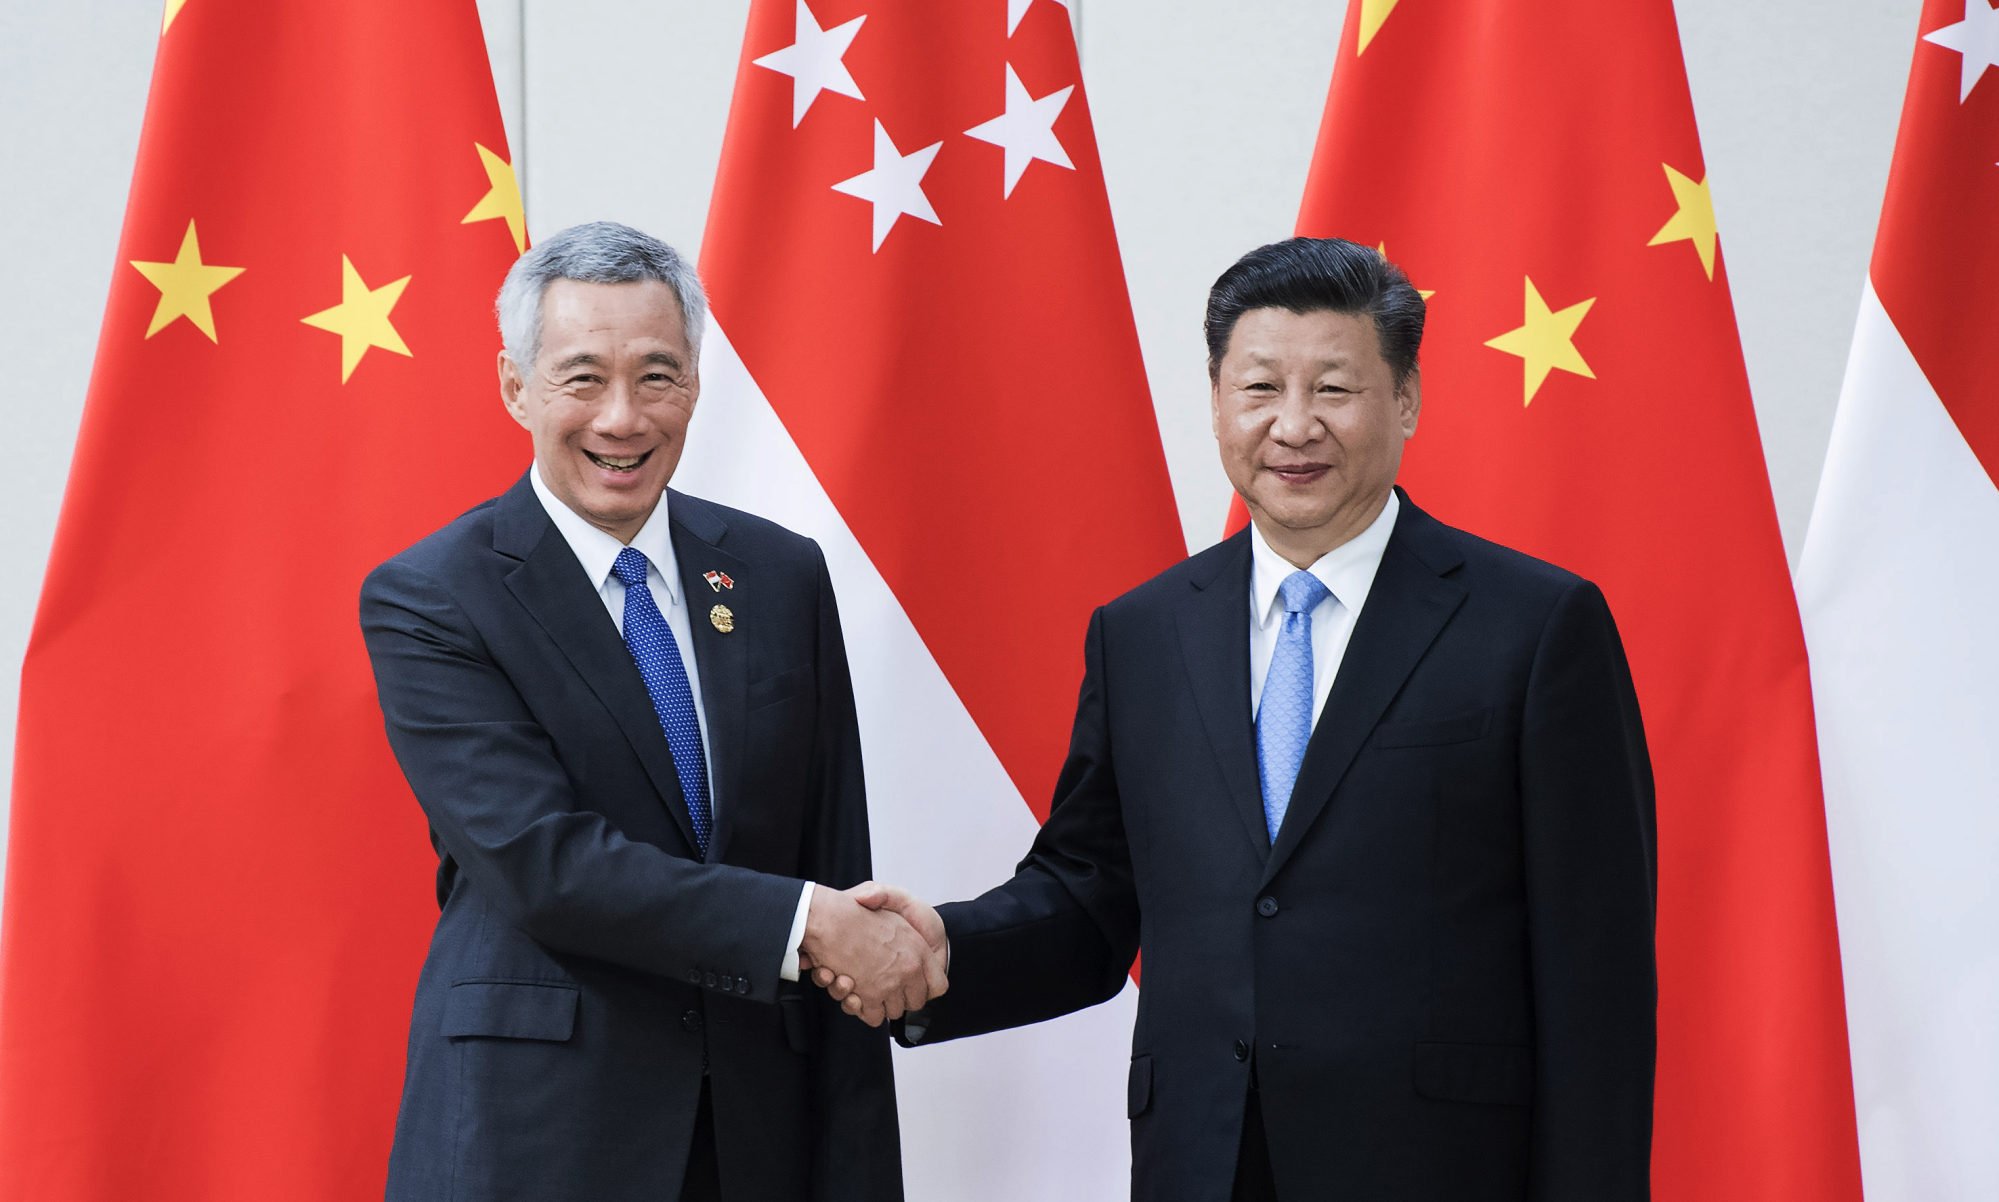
838,238,1656,1200
360,221,941,1202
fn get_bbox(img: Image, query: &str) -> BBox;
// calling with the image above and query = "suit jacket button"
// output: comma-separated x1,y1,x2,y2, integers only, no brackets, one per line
1257,896,1279,918
720,975,735,991
737,978,750,995
704,972,718,989
681,1009,703,1033
686,969,701,985
1233,1039,1250,1062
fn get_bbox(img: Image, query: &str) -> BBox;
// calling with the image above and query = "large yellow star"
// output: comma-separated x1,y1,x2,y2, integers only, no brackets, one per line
163,0,189,34
1376,242,1435,300
301,256,413,383
1646,163,1718,279
130,220,245,342
462,143,526,254
1484,277,1596,407
1357,0,1402,54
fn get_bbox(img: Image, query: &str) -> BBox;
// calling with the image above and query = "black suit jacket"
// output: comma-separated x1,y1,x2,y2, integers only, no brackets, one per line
914,492,1656,1201
361,474,900,1202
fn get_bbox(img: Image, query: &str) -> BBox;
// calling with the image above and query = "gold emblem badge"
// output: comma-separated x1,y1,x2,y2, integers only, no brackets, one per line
709,604,735,634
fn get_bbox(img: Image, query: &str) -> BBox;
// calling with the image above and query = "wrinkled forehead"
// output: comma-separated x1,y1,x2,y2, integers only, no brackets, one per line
536,278,689,357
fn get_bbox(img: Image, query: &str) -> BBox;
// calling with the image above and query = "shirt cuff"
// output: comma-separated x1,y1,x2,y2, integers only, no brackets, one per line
778,881,816,983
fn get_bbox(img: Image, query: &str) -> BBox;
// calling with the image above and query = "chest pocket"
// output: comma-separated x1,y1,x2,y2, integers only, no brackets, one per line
748,664,812,711
1372,708,1491,748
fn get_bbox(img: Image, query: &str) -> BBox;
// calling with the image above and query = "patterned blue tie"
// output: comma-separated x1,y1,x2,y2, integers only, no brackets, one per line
1256,569,1332,841
612,547,712,858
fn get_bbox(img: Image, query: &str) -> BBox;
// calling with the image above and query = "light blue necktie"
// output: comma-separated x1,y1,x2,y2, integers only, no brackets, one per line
612,547,712,858
1256,570,1332,841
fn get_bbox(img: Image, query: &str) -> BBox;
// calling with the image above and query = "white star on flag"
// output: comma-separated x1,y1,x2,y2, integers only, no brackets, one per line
965,65,1076,198
831,120,944,251
1007,0,1072,37
752,0,867,127
1923,0,1999,102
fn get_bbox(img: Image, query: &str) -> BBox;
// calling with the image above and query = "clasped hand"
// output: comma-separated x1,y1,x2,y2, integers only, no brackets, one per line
797,881,947,1027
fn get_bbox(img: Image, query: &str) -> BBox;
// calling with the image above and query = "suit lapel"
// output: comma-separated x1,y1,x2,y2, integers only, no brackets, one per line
493,475,704,857
1175,534,1272,863
667,491,751,865
1263,497,1467,885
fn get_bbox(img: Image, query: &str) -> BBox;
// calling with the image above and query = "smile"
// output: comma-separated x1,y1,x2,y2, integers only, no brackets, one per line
584,449,652,473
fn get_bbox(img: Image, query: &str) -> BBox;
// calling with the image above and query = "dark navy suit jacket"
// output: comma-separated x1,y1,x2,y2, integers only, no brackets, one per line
912,491,1657,1201
361,474,900,1202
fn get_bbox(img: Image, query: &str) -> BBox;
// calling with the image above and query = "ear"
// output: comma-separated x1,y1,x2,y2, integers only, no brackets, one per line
1209,376,1224,441
1396,370,1422,439
498,350,529,428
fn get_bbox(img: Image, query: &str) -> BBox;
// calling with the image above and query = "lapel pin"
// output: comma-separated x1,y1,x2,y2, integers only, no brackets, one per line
709,604,735,634
702,569,735,592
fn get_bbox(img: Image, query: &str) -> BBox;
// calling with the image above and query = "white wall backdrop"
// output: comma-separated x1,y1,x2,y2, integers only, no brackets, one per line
0,0,1915,1084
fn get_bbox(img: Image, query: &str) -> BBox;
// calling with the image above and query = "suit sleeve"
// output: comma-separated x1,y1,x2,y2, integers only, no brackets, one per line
1519,580,1658,1202
907,605,1141,1044
791,545,904,1202
359,556,802,1001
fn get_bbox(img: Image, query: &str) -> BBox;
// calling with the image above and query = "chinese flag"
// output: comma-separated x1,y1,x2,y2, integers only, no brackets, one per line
687,0,1182,1194
0,3,523,1198
1799,2,1999,1197
1226,1,1863,1198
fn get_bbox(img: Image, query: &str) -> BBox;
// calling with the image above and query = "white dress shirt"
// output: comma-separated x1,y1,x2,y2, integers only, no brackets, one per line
1248,490,1400,728
529,466,814,982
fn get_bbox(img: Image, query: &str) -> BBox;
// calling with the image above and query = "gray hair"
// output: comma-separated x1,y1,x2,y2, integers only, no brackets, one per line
497,221,708,373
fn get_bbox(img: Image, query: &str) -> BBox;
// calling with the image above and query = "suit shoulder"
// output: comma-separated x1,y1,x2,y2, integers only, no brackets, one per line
671,490,822,564
1415,510,1605,613
367,495,504,586
1099,534,1245,620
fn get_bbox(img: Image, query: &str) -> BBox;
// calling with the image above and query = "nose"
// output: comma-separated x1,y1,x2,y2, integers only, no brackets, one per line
593,380,644,439
1267,386,1322,447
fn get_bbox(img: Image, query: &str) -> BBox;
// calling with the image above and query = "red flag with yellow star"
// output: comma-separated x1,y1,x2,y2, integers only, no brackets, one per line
0,2,524,1197
1230,1,1862,1197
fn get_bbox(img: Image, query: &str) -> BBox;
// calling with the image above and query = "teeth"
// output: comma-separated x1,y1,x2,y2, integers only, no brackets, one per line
589,452,644,469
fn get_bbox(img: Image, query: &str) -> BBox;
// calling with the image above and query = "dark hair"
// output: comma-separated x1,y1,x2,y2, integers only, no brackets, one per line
1204,237,1425,386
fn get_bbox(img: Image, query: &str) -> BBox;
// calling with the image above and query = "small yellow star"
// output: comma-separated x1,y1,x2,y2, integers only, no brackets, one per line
1484,277,1596,407
1357,0,1403,54
1376,243,1435,301
1646,163,1718,279
163,0,189,34
462,143,527,254
130,220,245,342
301,256,413,383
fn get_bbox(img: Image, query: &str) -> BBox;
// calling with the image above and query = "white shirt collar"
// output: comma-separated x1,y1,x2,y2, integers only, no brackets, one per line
528,464,682,606
1249,489,1400,630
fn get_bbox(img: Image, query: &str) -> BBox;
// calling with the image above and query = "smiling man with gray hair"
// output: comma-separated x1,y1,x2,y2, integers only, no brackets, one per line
360,221,933,1201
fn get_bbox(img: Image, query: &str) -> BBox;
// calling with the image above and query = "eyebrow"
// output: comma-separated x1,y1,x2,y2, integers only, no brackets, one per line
1238,351,1354,370
548,350,687,373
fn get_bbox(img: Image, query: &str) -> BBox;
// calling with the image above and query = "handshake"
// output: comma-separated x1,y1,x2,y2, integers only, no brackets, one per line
797,881,947,1028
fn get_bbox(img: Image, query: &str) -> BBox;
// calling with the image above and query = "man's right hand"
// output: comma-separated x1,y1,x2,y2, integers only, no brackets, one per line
798,883,948,1027
809,882,948,1017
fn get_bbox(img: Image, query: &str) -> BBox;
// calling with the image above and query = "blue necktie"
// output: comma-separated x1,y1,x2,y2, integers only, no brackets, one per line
1256,570,1332,841
612,547,712,858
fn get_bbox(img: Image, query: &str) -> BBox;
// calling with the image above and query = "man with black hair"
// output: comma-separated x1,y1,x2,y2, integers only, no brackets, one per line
846,238,1657,1201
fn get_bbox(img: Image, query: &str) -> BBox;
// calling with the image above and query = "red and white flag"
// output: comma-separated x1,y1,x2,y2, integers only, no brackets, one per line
0,2,523,1197
689,1,1184,1194
1245,1,1866,1197
1798,2,1999,1197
